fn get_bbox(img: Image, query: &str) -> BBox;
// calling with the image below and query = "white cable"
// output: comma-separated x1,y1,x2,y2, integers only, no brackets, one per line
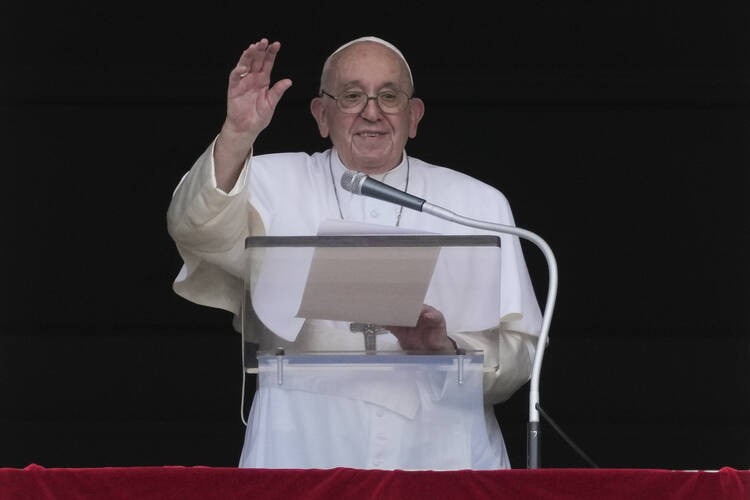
241,290,248,426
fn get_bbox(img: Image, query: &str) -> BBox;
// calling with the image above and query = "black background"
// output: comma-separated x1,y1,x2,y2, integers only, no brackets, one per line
1,2,748,469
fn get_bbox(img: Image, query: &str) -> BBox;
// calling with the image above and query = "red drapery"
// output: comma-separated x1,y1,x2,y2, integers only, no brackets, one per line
1,465,747,500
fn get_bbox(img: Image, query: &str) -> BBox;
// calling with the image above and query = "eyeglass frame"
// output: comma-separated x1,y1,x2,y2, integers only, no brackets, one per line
319,88,414,114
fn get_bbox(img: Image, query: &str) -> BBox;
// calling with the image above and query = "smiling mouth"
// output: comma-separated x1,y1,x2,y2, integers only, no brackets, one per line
356,132,386,137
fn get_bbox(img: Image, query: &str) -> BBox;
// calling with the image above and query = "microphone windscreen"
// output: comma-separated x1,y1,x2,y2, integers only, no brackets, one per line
340,169,366,194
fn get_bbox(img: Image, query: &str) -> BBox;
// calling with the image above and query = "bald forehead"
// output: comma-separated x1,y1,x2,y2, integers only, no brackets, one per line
322,41,414,93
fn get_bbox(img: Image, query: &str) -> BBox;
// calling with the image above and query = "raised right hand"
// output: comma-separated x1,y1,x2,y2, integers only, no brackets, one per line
224,38,293,141
214,39,292,190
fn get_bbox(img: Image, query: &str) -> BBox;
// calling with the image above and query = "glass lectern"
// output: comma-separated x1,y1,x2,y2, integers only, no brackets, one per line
240,235,505,470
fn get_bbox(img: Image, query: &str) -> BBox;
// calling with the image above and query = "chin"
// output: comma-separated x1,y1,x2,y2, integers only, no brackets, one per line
354,151,400,171
354,158,394,174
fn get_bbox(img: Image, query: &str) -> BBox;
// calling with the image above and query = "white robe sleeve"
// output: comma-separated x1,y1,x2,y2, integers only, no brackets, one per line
452,328,536,404
166,139,262,316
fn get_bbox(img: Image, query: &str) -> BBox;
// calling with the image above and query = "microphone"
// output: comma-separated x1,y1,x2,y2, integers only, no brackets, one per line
340,170,426,212
340,167,559,470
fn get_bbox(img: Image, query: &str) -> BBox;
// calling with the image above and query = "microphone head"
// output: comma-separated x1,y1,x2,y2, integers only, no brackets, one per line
340,169,367,194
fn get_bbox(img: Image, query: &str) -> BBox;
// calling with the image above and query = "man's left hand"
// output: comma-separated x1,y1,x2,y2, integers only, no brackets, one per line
388,304,455,352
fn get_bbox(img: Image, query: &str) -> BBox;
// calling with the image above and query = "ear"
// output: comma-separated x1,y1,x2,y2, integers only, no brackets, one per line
407,98,425,138
310,97,329,138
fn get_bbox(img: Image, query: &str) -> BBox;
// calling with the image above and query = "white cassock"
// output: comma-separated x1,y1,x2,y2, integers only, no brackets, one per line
167,139,543,470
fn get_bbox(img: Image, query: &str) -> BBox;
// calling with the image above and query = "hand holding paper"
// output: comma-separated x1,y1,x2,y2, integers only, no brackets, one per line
387,304,454,352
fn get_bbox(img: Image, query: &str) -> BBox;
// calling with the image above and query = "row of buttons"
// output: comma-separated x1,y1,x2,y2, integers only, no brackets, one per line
372,407,388,468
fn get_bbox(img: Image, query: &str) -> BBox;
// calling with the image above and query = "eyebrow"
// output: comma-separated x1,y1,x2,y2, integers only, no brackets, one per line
340,80,401,91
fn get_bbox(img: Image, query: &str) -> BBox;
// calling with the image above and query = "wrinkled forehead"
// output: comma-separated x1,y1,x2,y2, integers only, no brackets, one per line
320,36,414,92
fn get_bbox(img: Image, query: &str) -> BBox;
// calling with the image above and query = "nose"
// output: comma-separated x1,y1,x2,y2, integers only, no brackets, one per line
360,96,383,121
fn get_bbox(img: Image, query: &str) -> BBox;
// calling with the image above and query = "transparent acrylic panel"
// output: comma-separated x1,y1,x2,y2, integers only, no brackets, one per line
241,351,497,470
241,235,503,366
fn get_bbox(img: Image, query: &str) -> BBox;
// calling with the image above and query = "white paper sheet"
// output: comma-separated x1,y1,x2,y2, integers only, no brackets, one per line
250,220,440,341
297,220,440,327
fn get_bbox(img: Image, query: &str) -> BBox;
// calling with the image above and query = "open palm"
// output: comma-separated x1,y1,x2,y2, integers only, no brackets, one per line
225,39,292,139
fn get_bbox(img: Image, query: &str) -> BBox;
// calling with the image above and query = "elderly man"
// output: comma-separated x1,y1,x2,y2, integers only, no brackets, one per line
167,36,541,470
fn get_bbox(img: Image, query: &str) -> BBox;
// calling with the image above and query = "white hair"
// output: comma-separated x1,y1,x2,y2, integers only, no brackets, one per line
319,36,414,93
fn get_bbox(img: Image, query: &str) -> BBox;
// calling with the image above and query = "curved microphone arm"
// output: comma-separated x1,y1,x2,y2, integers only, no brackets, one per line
422,202,558,469
341,169,557,468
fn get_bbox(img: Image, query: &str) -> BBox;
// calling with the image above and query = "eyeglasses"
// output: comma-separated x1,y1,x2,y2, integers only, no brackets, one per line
320,89,412,114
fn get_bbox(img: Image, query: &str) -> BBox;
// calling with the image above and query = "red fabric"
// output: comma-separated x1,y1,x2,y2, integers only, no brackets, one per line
0,465,747,500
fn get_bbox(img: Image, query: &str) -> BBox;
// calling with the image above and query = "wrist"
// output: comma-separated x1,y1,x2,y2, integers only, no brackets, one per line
446,335,459,354
214,127,254,192
219,121,256,152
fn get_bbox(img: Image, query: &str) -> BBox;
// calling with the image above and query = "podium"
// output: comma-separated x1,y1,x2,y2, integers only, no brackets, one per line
239,235,508,470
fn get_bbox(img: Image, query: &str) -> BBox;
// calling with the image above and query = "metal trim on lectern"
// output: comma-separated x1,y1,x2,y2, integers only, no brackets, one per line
256,349,484,386
245,234,501,248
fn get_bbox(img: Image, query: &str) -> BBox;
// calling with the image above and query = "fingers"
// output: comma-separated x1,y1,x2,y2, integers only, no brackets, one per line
387,304,450,351
231,39,279,82
267,78,293,106
260,40,281,74
229,44,260,86
416,304,446,327
246,39,269,74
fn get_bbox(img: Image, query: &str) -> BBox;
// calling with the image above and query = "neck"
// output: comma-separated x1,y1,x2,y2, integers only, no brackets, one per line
328,149,411,227
335,150,405,175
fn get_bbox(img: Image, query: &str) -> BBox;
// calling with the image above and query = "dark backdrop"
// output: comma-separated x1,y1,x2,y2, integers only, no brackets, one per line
1,2,748,469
